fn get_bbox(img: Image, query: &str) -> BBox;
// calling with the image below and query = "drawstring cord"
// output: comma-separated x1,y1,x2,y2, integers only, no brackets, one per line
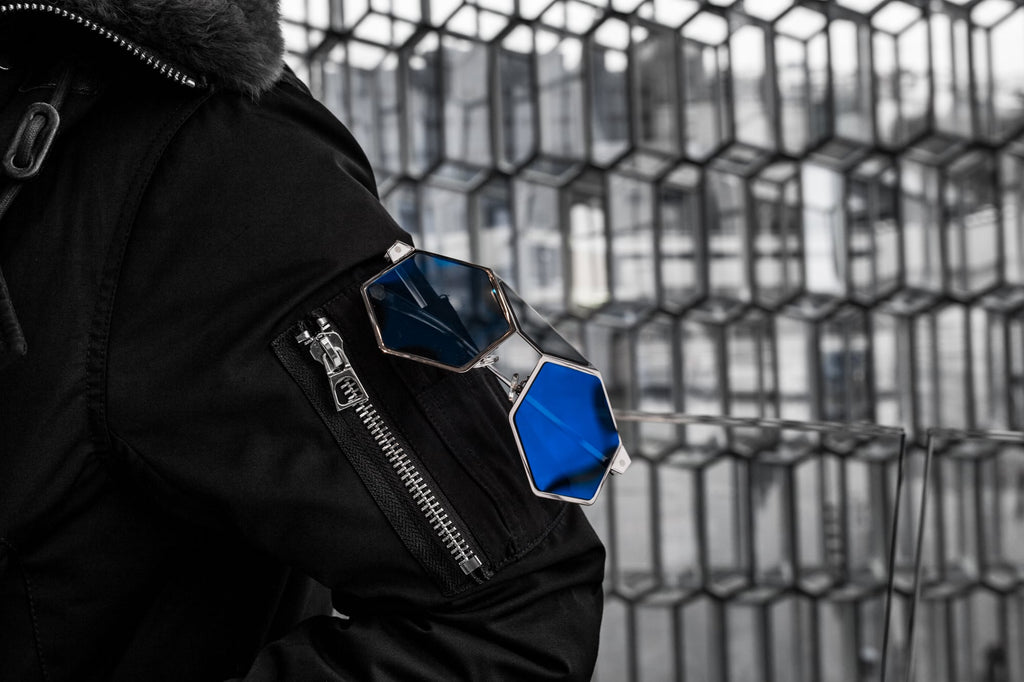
0,62,74,369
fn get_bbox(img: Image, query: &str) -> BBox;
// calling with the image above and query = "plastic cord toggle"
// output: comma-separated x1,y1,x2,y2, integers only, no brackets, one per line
3,101,61,181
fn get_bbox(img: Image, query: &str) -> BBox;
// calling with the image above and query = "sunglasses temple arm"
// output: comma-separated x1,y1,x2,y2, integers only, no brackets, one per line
484,363,511,387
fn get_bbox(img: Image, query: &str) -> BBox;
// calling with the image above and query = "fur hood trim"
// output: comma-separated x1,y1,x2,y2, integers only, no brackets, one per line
44,1,284,94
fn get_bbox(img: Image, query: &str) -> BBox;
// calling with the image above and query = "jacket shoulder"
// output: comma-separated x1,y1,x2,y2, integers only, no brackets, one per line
130,74,400,278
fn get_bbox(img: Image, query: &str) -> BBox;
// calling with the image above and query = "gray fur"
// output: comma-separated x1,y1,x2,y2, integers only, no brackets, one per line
53,0,283,95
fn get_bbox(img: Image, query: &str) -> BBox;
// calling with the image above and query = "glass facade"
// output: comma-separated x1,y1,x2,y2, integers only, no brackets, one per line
282,1,1024,679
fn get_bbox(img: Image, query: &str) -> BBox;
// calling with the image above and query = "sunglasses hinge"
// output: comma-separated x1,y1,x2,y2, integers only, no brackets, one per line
472,354,498,369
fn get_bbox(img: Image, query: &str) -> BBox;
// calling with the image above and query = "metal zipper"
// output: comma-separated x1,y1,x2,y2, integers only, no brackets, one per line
297,317,484,576
0,3,201,87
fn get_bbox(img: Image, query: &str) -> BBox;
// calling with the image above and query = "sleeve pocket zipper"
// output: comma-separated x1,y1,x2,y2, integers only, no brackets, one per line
276,314,488,591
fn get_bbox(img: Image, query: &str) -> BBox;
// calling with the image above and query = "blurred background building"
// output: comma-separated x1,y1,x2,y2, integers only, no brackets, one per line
279,1,1024,680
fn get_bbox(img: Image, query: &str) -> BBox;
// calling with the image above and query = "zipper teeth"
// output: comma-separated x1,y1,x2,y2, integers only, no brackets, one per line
0,3,199,87
337,376,482,573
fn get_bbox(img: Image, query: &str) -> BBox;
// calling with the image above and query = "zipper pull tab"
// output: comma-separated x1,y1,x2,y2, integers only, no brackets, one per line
296,318,369,411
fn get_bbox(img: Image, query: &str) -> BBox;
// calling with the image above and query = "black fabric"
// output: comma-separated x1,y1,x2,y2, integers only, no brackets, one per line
237,509,603,681
0,256,27,365
0,59,78,368
0,11,605,682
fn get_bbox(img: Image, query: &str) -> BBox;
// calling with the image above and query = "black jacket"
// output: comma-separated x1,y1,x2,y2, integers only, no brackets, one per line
0,2,604,680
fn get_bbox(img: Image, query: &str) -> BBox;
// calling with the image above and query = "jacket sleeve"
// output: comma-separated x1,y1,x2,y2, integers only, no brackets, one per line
238,513,603,680
103,80,605,680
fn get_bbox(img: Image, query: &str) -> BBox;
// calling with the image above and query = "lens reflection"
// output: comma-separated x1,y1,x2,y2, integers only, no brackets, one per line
366,253,512,369
500,282,588,365
512,361,620,502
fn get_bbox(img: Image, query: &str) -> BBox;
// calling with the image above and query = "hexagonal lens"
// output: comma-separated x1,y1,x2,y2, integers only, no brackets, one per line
511,361,620,502
365,253,512,370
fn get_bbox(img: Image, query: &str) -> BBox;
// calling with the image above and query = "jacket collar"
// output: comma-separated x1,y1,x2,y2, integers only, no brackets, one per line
27,1,284,95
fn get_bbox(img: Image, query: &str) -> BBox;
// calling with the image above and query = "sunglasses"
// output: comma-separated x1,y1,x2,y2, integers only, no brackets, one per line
361,241,631,505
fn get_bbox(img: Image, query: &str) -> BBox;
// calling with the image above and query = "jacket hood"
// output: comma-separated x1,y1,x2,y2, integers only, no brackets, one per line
36,1,284,94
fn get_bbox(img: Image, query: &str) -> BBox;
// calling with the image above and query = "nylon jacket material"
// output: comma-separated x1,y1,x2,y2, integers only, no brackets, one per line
0,5,605,681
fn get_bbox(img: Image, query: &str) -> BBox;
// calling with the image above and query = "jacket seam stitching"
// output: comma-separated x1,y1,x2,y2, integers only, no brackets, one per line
422,387,528,544
105,428,233,537
0,539,50,682
85,90,213,457
487,505,570,574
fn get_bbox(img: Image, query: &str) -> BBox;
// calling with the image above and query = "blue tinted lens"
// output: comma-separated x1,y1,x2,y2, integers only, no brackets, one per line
365,253,512,369
512,362,620,502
